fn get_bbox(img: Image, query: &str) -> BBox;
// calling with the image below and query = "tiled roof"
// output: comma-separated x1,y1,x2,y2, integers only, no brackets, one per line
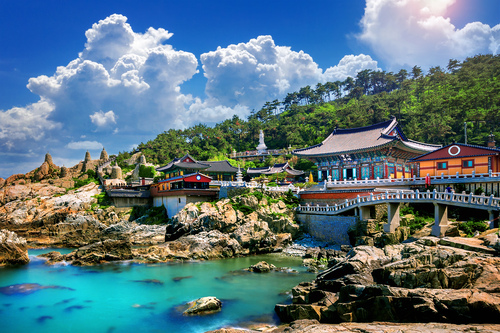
293,118,439,157
247,163,304,176
107,189,150,198
199,160,239,173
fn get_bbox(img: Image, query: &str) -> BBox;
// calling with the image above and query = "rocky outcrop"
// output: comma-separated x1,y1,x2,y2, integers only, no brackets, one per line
276,237,500,324
348,218,409,247
0,230,29,265
61,239,133,266
162,192,300,259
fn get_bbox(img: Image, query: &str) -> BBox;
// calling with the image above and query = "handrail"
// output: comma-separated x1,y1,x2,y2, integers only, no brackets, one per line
297,189,500,213
324,171,500,188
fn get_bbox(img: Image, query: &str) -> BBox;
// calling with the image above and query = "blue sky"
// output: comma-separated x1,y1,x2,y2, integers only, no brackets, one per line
0,0,499,178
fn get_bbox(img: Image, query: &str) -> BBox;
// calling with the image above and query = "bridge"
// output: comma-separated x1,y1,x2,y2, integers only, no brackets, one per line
297,190,500,237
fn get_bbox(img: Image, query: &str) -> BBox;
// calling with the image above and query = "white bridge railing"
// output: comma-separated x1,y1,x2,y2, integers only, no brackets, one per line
297,189,500,213
324,171,500,188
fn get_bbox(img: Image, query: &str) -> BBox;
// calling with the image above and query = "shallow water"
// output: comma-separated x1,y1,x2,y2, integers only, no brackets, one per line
0,249,314,333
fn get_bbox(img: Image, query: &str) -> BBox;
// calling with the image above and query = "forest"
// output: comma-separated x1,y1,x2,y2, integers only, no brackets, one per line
117,54,500,170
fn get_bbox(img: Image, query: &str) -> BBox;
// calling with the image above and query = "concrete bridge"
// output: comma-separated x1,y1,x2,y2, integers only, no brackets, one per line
297,190,500,237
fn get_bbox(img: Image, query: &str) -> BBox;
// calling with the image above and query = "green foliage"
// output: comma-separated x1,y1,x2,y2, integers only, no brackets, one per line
73,170,99,189
458,220,489,237
252,191,264,201
474,187,485,195
91,192,112,210
139,165,156,178
130,205,168,224
408,216,428,234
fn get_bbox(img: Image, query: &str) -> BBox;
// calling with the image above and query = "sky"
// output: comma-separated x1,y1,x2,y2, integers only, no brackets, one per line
0,0,499,178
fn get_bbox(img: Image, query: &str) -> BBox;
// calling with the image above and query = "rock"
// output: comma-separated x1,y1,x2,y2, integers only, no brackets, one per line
276,241,500,324
248,261,276,273
0,230,29,265
183,296,222,315
65,239,133,265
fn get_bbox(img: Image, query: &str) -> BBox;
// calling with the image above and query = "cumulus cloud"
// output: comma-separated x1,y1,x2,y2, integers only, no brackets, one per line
90,110,117,129
357,0,500,69
201,35,323,111
66,140,103,150
323,54,380,82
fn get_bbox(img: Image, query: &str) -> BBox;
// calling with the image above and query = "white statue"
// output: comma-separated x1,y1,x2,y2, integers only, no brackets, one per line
256,130,267,154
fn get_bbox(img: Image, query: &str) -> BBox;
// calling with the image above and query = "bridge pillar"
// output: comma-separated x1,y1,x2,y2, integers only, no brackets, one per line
431,203,449,237
359,205,371,221
488,210,498,229
384,203,400,233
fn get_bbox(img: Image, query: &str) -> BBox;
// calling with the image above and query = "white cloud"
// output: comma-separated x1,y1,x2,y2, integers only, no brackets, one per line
323,54,380,82
90,110,117,128
66,140,103,150
357,0,500,69
201,35,323,111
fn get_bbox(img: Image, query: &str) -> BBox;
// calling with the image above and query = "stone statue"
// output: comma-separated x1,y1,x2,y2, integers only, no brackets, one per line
256,130,267,154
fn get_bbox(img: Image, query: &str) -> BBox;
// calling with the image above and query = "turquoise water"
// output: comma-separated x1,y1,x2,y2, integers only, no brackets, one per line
0,249,313,333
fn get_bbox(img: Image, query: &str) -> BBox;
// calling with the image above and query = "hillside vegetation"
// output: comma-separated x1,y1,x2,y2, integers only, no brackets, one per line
119,55,499,168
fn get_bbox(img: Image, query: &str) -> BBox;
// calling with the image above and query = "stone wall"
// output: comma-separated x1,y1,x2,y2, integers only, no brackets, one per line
296,213,358,245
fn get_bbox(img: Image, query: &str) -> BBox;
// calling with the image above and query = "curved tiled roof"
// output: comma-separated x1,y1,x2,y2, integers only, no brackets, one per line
199,160,238,173
293,119,439,157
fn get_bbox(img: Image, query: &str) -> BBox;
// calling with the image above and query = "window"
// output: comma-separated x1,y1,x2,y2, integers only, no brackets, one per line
437,162,448,170
462,160,474,168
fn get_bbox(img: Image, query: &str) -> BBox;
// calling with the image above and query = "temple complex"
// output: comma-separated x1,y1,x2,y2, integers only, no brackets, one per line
293,118,440,181
156,154,238,181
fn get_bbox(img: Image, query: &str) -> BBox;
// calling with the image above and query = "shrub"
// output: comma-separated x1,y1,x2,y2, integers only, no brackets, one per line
458,220,489,236
139,165,156,178
474,187,485,195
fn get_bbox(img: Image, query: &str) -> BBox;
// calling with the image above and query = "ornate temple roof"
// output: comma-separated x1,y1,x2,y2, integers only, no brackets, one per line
293,118,440,158
247,162,304,176
156,154,238,174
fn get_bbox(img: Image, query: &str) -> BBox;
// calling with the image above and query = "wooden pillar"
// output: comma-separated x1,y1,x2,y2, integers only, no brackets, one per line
431,203,449,237
384,203,400,233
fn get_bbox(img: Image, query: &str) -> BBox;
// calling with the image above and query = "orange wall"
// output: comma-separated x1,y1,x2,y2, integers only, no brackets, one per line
418,156,491,176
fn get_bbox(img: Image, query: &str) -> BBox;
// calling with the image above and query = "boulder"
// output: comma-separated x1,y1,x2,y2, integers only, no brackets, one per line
248,261,276,273
183,296,222,315
0,230,29,265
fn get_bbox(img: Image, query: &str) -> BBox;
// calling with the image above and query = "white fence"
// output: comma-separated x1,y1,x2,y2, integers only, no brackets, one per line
297,189,500,214
325,171,500,188
212,180,302,193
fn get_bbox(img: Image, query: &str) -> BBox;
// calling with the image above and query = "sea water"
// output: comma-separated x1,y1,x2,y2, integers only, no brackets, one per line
0,249,314,333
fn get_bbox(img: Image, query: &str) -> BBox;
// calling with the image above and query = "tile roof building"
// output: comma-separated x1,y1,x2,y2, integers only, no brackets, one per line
293,118,440,181
156,154,239,181
246,162,304,181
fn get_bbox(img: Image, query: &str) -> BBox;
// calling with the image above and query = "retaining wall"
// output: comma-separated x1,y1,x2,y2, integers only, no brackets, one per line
296,213,358,245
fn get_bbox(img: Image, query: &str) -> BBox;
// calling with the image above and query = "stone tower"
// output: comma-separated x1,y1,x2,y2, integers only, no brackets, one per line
60,166,68,178
45,152,53,165
111,163,122,179
84,151,92,163
100,147,109,161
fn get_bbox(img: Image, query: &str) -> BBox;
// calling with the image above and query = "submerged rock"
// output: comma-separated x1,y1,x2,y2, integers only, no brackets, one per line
183,296,222,315
0,230,29,265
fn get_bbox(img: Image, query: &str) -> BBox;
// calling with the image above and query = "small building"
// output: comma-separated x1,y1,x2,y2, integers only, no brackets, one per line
156,154,238,182
150,172,219,218
246,162,304,182
293,118,440,181
106,189,151,212
411,143,500,177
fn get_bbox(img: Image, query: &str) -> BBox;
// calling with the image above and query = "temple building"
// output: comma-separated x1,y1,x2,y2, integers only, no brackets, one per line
411,143,500,177
156,154,238,182
246,162,304,182
293,118,440,181
150,172,218,217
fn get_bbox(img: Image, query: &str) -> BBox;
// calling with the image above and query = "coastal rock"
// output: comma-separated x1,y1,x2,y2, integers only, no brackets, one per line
102,222,166,245
0,230,29,265
248,261,276,273
65,239,133,265
165,191,299,256
183,296,222,315
276,241,500,324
